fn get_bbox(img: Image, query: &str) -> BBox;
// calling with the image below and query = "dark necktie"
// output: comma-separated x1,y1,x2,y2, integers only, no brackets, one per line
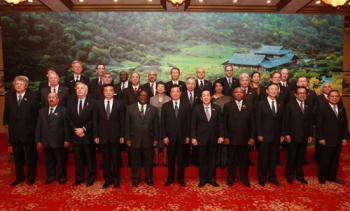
48,108,54,121
75,76,79,82
271,100,276,115
150,83,155,96
121,82,125,90
189,92,193,106
134,87,138,93
200,80,204,89
140,105,145,118
106,101,111,119
17,95,22,106
332,105,338,118
228,78,232,87
98,78,102,86
205,106,211,121
52,88,56,93
78,99,83,116
174,101,179,118
300,101,304,114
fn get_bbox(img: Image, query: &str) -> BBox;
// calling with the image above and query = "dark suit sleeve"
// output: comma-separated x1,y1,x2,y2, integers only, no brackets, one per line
223,104,229,138
256,102,263,137
154,109,159,141
217,106,224,137
35,111,42,142
250,107,256,139
191,107,198,139
119,101,126,138
63,109,70,141
316,106,325,140
283,104,291,136
342,109,349,140
3,93,10,126
160,105,167,140
125,106,131,141
93,104,99,139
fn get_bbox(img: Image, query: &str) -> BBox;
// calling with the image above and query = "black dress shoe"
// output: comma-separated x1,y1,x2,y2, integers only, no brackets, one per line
259,181,266,187
59,179,67,185
198,181,206,187
86,181,94,187
10,178,25,186
227,179,234,187
330,178,345,185
44,178,56,185
145,180,153,186
269,179,280,186
209,180,219,187
164,179,174,186
102,181,111,189
296,177,308,184
178,180,186,187
73,181,82,186
241,180,251,187
286,178,293,184
113,181,120,188
27,179,35,185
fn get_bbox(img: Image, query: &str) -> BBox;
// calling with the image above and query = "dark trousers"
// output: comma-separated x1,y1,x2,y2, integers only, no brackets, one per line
319,145,342,181
167,139,185,181
227,145,249,182
43,147,67,181
101,143,120,184
258,141,279,182
73,143,96,183
198,144,217,182
131,147,153,182
286,141,306,180
183,144,190,166
12,141,37,181
191,145,199,166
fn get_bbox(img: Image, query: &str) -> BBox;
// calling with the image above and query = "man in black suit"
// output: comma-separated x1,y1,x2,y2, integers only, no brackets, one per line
165,67,186,95
161,85,191,186
181,76,200,166
3,76,39,186
215,64,239,96
289,76,318,111
223,87,255,187
92,72,115,101
126,90,159,187
36,92,70,185
40,72,69,107
239,73,257,106
39,67,56,91
90,64,106,99
195,67,212,96
191,90,224,187
123,72,142,106
64,60,90,94
264,72,289,104
115,71,129,98
284,87,313,184
317,90,348,185
93,84,125,188
66,82,96,187
140,71,158,97
256,83,284,186
279,68,291,90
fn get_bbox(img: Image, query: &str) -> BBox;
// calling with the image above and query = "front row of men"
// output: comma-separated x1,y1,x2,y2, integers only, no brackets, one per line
4,75,348,188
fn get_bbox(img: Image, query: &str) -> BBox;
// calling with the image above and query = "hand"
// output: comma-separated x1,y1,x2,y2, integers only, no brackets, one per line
280,136,285,143
74,128,84,137
307,137,313,144
257,136,263,142
37,142,42,151
285,135,291,144
94,137,100,144
153,140,158,147
218,137,224,144
191,138,198,146
342,139,347,146
185,137,190,144
120,137,125,144
126,140,131,147
248,138,255,146
319,139,326,146
64,141,70,148
7,146,13,154
163,137,169,146
224,138,230,145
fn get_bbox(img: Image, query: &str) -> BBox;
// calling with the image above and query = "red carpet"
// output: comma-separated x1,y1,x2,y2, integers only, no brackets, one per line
0,134,349,210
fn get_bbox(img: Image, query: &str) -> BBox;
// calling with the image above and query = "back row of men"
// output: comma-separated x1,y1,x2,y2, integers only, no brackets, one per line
4,60,348,189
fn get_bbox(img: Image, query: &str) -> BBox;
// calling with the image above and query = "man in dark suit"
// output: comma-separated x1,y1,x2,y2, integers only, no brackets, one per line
140,71,158,97
181,76,200,166
93,84,125,188
3,76,39,186
126,90,159,187
161,85,191,186
66,82,96,187
38,67,56,91
191,90,224,187
90,64,106,99
36,92,70,185
165,67,186,95
123,72,142,106
195,67,212,96
223,87,255,187
317,90,348,185
279,68,291,90
40,72,69,107
256,83,284,186
263,71,289,104
284,86,314,184
64,60,90,94
239,73,257,106
289,76,318,111
92,72,116,101
115,71,129,98
215,64,239,96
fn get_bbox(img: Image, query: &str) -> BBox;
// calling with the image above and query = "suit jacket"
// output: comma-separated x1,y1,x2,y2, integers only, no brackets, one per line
316,104,348,147
115,81,129,99
256,98,284,143
165,80,186,95
191,103,224,146
66,96,95,144
160,100,191,144
262,84,289,104
35,106,70,148
181,90,201,110
3,90,39,144
288,88,318,112
243,86,258,106
125,103,159,149
317,94,344,108
223,100,255,145
140,82,157,98
283,100,314,142
195,79,213,96
93,99,125,144
123,86,141,106
40,86,69,108
64,74,90,94
216,77,239,96
90,78,103,100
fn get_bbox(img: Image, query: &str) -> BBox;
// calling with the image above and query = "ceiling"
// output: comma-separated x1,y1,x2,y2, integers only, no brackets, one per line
0,0,350,15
